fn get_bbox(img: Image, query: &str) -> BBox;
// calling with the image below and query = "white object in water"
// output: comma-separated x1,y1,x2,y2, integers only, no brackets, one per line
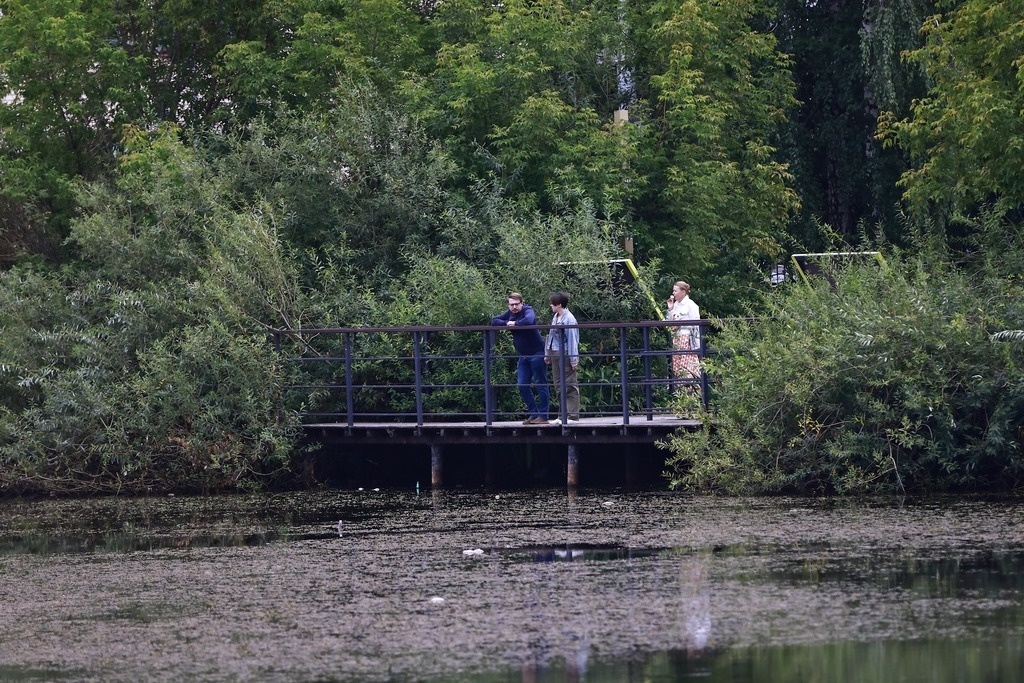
462,548,485,556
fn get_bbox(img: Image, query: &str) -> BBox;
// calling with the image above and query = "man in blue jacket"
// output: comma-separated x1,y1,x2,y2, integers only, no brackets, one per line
491,292,550,425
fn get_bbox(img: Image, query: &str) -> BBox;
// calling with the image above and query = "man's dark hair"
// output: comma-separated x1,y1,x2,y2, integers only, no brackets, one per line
549,291,569,307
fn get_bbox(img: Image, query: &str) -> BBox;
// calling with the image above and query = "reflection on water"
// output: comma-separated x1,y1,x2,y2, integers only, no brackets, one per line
0,493,362,555
0,491,1023,683
2,527,298,555
508,545,666,563
476,636,1023,683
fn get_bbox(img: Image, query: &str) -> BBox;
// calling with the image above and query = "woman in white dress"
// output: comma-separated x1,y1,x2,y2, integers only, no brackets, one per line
666,280,701,385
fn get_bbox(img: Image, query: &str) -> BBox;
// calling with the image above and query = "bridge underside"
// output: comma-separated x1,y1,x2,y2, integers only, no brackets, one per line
304,414,699,446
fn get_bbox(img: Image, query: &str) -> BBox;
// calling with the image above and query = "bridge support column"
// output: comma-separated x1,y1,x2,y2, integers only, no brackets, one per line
624,444,638,491
567,443,579,488
484,446,496,490
431,444,443,488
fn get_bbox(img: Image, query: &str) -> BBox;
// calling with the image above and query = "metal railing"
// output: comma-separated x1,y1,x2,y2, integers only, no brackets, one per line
270,320,709,426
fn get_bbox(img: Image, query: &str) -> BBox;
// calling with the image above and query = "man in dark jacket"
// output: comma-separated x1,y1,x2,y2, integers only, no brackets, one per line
491,292,550,424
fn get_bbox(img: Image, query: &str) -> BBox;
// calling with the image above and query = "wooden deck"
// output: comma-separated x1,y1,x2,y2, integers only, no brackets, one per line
304,413,700,445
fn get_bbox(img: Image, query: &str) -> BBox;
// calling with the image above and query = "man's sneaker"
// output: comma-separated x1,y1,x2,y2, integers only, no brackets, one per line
549,418,580,425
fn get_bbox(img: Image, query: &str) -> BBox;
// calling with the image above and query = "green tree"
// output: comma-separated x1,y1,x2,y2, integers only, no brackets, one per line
220,0,432,117
406,0,646,217
0,0,145,256
0,0,287,260
630,0,799,314
0,124,303,495
209,88,458,276
879,0,1024,217
775,0,929,248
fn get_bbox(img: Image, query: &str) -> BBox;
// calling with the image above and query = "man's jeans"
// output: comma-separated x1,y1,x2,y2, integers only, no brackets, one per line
517,352,550,419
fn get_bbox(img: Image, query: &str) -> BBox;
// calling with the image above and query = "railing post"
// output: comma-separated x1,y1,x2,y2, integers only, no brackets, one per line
344,332,354,429
483,330,494,426
642,326,653,420
557,328,568,427
412,331,424,428
619,325,629,425
699,321,709,409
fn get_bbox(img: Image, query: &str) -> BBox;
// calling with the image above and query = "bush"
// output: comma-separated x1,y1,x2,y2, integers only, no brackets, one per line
664,244,1024,494
0,267,299,495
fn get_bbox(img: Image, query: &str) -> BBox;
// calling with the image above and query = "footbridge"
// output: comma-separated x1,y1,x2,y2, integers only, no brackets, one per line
271,319,708,487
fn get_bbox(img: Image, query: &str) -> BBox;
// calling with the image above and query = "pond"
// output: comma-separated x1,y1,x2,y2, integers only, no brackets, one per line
0,489,1022,682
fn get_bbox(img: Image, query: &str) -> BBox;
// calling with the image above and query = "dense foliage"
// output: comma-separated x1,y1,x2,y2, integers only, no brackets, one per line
0,100,632,494
879,0,1024,217
664,223,1024,494
0,125,303,494
3,0,1024,494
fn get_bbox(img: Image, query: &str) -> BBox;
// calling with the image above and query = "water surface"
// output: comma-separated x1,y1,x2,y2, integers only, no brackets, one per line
0,490,1021,682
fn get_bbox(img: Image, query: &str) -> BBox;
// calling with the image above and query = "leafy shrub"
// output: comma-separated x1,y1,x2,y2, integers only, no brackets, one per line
0,267,299,495
664,246,1024,494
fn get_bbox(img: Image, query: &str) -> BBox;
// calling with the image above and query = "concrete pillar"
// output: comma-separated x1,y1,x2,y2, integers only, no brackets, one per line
431,444,443,488
567,443,579,488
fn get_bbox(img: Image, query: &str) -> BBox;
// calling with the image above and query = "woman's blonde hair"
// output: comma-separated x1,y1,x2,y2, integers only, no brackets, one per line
674,280,691,294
